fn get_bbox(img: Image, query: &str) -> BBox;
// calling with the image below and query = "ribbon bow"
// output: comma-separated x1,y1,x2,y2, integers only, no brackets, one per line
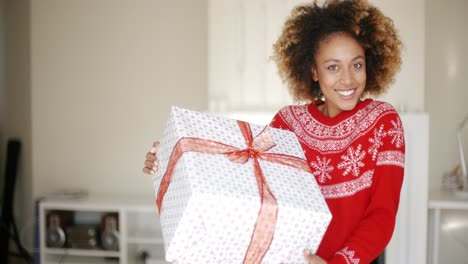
156,120,311,264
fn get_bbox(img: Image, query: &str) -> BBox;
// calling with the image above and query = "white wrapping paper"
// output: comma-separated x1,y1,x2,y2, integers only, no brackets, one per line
153,106,331,264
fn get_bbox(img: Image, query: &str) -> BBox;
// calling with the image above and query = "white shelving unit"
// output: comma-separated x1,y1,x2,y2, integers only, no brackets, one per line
39,195,168,264
428,190,468,264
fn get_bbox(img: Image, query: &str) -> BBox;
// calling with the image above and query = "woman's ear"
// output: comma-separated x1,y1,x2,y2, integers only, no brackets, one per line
311,64,318,82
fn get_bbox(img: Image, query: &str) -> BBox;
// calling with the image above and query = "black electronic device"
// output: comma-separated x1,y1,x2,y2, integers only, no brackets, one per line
65,224,100,249
0,140,32,263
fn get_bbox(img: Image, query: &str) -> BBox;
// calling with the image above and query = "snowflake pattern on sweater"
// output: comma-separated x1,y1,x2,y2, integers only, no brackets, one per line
310,156,334,183
273,99,404,198
337,144,366,177
336,247,361,264
270,99,405,264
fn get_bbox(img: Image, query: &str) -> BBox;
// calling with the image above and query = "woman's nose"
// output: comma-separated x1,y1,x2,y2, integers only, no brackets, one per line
340,68,354,85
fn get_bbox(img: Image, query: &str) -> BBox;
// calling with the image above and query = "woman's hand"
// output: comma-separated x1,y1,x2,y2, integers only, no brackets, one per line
304,250,327,264
143,142,159,175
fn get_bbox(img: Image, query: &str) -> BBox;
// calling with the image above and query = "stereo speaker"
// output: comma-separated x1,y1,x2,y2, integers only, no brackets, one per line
46,212,70,248
100,214,119,250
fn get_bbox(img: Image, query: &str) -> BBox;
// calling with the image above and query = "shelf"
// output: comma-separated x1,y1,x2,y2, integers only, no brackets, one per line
40,195,155,211
44,248,120,258
40,195,164,264
429,190,468,209
43,255,120,264
127,237,164,245
146,259,170,264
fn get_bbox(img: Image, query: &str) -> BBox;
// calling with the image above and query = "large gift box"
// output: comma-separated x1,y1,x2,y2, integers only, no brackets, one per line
153,106,331,264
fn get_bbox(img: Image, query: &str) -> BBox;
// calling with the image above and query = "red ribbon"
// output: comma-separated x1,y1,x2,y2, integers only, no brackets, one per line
156,120,311,264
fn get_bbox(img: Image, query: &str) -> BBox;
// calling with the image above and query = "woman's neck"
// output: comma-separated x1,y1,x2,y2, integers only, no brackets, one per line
315,99,362,118
316,101,339,118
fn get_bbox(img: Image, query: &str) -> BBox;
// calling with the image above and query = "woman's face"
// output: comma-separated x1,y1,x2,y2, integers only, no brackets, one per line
311,33,366,118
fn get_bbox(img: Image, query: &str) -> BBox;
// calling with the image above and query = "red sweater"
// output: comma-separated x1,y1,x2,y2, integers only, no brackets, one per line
269,99,405,264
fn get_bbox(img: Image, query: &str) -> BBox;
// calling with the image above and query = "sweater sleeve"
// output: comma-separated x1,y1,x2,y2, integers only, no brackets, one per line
328,113,405,264
269,109,291,131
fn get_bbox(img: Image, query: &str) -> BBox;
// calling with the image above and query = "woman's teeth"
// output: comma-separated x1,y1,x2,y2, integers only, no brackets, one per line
337,89,354,96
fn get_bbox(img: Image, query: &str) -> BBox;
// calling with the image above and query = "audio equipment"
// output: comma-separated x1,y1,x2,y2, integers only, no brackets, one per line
45,213,66,248
43,210,121,251
100,214,119,250
65,224,100,249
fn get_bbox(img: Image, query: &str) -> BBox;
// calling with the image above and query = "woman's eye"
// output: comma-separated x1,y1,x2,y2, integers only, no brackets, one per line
327,65,338,71
354,63,363,69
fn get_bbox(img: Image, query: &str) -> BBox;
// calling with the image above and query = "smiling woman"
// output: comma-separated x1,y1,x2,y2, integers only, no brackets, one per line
269,1,404,263
310,33,367,118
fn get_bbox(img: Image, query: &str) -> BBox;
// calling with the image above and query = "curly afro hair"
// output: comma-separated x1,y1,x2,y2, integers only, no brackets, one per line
272,0,402,103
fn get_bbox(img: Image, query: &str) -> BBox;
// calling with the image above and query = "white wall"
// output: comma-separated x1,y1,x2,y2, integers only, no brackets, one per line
372,0,425,112
30,0,208,201
0,0,4,143
3,0,33,249
426,0,468,263
426,0,468,192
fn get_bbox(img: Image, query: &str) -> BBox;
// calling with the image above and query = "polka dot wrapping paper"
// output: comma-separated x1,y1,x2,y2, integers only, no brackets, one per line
152,106,331,264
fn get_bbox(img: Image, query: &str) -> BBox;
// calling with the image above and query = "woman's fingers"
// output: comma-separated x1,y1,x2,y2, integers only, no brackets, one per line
152,142,160,151
142,166,155,175
143,159,157,175
143,142,160,175
146,151,156,162
145,160,156,169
